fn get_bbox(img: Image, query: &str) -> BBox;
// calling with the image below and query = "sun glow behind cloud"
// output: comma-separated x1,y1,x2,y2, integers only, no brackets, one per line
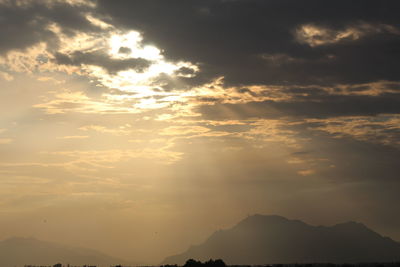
109,31,162,61
103,31,200,109
74,29,199,108
0,14,201,112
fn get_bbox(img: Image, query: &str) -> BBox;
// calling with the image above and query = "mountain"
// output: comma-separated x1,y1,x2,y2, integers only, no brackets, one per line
163,215,400,265
0,237,130,267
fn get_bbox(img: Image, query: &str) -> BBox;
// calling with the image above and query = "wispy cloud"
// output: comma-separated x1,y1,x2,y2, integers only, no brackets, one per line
0,138,13,144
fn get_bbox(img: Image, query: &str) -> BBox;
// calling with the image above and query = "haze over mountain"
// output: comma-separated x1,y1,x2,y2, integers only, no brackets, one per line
163,215,400,265
0,237,130,267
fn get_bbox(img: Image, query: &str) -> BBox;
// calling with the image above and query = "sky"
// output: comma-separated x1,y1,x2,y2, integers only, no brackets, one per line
0,0,400,264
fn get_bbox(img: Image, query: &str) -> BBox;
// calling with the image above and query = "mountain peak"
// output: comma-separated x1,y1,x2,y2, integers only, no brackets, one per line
246,214,289,221
330,221,372,233
234,214,308,230
239,214,292,224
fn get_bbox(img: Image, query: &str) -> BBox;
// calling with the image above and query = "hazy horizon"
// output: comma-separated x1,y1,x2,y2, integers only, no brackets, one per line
2,214,400,265
0,0,400,265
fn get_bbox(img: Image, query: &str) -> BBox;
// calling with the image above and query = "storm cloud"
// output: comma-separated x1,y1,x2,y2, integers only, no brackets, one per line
54,51,152,73
0,0,98,55
97,0,400,86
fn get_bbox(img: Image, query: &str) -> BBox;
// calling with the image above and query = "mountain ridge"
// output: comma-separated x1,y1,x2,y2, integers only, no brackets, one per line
0,236,131,267
163,214,400,265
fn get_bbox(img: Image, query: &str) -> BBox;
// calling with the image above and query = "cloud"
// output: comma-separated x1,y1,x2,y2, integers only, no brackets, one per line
8,0,399,126
305,115,400,148
0,71,13,81
297,169,316,176
160,126,210,136
0,138,13,144
54,50,152,74
198,92,400,121
46,148,183,168
0,0,99,55
33,90,141,114
295,23,400,47
79,124,131,136
97,0,400,86
58,135,89,139
0,0,95,8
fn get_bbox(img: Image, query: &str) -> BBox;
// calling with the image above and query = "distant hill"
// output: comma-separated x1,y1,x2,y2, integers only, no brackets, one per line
163,215,400,265
0,237,129,267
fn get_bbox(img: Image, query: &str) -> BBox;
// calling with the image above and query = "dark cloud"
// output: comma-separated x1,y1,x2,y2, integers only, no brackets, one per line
198,93,400,120
0,1,98,55
97,0,400,86
54,51,152,73
118,46,132,54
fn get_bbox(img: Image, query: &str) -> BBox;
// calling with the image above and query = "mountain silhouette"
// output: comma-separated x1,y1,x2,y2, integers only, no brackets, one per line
163,215,400,265
0,237,130,267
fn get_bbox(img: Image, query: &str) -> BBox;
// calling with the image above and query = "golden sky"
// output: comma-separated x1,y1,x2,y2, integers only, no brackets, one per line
1,0,400,264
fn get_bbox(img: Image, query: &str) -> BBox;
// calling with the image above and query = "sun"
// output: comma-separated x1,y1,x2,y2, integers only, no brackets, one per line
109,31,162,61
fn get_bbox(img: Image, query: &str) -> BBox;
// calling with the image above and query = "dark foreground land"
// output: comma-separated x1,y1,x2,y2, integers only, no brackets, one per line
161,259,400,267
25,260,400,267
